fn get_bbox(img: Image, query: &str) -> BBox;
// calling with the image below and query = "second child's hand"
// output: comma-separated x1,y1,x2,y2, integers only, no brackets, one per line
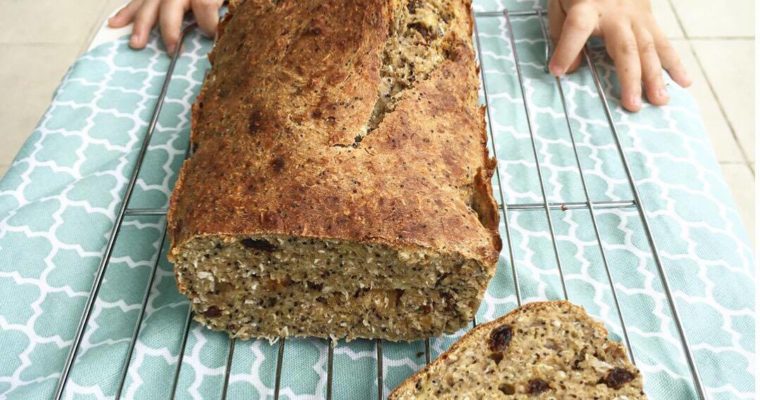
548,0,691,112
108,0,225,54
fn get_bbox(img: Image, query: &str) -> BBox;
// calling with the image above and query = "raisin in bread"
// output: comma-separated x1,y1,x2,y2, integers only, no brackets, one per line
166,0,500,341
389,301,646,399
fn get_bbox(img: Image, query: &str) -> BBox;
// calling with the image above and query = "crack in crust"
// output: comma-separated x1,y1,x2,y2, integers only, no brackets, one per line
353,0,456,144
167,0,500,340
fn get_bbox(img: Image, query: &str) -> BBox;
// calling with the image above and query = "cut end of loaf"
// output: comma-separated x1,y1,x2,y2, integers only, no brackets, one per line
171,235,491,340
389,301,646,399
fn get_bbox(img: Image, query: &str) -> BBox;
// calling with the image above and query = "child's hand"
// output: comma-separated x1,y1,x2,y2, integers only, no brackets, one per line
548,0,691,112
108,0,225,54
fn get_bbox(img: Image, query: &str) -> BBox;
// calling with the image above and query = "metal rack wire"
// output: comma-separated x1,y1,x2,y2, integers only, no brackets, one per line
52,8,708,400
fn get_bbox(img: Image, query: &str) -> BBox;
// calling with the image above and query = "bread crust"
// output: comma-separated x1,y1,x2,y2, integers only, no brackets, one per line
167,0,500,268
388,301,644,399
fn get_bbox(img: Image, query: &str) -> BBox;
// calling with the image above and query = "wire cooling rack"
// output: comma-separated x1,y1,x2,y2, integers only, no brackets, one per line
50,8,708,400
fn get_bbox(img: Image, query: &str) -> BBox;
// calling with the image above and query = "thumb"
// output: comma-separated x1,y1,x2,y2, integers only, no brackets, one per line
191,0,223,38
547,0,565,54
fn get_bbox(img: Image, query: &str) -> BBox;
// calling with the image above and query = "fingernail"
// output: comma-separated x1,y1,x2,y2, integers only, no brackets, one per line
549,64,564,77
130,33,139,45
630,95,642,108
657,87,668,99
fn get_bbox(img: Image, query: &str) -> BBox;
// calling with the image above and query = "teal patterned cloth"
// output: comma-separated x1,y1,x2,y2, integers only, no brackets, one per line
0,1,754,399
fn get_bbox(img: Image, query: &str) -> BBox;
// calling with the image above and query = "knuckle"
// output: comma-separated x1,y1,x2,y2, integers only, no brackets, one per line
163,29,179,41
566,13,594,32
659,42,677,59
135,7,152,22
639,39,656,54
193,0,218,7
657,42,680,66
617,39,638,56
644,66,662,82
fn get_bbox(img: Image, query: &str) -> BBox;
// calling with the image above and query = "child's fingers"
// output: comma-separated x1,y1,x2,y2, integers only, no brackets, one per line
160,0,189,54
547,0,565,48
635,27,668,106
191,0,223,38
108,0,143,28
605,21,643,112
549,3,599,77
548,2,584,75
652,27,692,88
130,0,161,49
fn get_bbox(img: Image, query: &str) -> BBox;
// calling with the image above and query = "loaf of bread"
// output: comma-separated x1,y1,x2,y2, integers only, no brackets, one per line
166,0,501,341
389,301,646,399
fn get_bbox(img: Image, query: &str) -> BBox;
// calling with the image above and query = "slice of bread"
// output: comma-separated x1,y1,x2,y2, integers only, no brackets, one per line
389,301,646,399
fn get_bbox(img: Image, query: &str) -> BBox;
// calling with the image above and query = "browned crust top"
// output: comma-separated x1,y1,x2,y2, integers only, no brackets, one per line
167,0,501,265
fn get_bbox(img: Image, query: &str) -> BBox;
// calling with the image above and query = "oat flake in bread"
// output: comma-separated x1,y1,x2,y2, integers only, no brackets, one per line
166,0,501,340
388,301,646,399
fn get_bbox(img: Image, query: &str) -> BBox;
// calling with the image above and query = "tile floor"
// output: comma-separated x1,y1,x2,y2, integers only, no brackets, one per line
0,0,755,242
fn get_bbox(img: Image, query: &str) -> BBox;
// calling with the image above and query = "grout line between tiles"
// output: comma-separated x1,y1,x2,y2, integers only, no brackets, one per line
720,161,752,165
667,0,755,176
0,42,83,48
686,36,755,40
665,0,690,38
0,39,81,45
